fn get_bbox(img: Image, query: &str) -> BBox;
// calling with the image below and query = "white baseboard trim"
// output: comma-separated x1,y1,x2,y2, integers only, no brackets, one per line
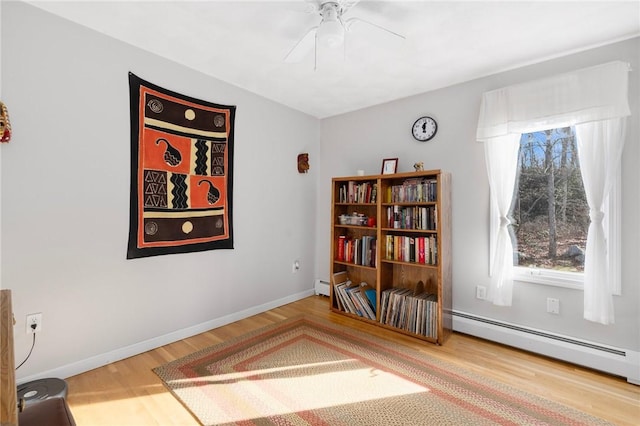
17,289,315,385
452,310,640,385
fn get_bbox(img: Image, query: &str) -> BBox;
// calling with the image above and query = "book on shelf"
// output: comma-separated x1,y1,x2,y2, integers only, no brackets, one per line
338,181,378,204
385,206,438,231
333,275,377,320
337,282,356,314
347,285,375,319
331,271,349,311
384,235,437,265
393,205,400,228
364,288,377,314
345,285,364,316
383,288,412,326
429,235,437,264
337,235,346,261
379,287,438,338
352,239,358,264
336,235,377,267
387,178,438,203
359,282,377,316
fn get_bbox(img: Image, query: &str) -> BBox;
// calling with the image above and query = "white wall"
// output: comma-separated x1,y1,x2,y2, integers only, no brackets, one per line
2,2,319,381
316,37,640,353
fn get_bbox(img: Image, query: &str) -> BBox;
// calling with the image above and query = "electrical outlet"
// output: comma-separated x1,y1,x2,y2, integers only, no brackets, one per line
26,313,42,334
476,285,487,300
547,298,560,314
292,259,300,273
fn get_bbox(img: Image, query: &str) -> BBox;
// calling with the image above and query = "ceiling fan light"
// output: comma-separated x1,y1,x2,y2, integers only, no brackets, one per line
317,20,344,48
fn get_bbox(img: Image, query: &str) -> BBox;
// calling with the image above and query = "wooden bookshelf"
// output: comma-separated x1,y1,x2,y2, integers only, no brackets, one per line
330,170,452,344
1,290,18,426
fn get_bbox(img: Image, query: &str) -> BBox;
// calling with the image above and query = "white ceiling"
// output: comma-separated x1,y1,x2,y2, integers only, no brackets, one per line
27,0,640,118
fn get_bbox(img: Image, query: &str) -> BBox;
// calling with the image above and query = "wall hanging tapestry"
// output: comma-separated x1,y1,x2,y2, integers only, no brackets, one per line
127,73,235,259
0,101,12,143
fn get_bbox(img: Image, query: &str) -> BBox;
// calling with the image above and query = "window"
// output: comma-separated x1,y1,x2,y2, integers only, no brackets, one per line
505,127,621,292
477,61,629,322
510,127,586,288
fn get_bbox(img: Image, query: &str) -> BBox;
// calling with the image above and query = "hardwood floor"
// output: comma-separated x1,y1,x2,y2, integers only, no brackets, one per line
65,296,639,425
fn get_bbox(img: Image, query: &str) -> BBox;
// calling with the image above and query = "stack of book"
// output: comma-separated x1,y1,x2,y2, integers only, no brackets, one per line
336,235,377,267
387,178,437,203
379,287,438,338
332,272,377,320
338,181,377,204
387,205,437,230
384,235,437,265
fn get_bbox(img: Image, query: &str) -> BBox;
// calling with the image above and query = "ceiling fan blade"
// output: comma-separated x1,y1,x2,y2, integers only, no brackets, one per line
340,0,362,15
284,26,318,63
345,17,405,40
287,0,320,15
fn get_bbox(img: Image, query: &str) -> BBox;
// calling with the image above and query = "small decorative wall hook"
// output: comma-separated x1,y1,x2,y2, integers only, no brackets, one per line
297,153,309,173
0,101,12,143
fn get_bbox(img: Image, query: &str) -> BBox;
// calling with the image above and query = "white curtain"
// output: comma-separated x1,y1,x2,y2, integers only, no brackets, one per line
575,118,627,325
477,61,631,139
484,134,520,306
476,61,630,315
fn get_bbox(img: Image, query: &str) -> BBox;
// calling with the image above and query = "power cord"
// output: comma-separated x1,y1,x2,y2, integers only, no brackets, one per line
15,323,37,370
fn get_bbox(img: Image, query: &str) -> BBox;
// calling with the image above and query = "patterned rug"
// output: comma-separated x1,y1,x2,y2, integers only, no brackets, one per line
154,316,611,426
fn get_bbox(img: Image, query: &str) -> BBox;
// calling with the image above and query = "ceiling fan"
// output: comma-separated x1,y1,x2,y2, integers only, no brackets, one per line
284,0,405,69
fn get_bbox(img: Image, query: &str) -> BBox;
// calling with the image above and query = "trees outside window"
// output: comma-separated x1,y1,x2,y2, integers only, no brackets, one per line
510,127,589,273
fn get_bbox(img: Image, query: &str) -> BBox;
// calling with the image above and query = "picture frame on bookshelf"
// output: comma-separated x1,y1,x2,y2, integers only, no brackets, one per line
381,158,398,175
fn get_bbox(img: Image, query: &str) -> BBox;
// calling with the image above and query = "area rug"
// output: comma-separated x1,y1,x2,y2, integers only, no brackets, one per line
154,316,611,426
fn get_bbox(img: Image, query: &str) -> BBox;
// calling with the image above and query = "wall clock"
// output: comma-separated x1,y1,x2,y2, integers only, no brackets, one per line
412,116,437,142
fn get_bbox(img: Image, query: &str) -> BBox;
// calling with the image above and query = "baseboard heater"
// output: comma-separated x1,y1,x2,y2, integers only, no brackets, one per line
452,310,639,384
314,279,330,297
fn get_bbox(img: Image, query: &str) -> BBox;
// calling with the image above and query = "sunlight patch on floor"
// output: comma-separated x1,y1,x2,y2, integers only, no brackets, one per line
170,359,430,424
